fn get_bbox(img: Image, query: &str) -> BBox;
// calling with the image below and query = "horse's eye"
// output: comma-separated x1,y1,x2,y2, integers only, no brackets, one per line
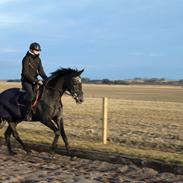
73,80,77,85
74,77,81,83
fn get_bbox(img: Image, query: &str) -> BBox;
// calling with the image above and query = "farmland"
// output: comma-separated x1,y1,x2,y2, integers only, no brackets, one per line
0,81,183,165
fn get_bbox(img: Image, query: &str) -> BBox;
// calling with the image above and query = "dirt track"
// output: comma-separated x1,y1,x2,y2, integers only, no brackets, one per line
0,145,183,183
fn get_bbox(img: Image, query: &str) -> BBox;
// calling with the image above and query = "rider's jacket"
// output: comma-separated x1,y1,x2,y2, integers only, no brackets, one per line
21,51,47,84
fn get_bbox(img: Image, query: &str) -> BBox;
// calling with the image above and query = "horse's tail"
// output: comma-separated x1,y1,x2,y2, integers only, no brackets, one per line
0,118,6,129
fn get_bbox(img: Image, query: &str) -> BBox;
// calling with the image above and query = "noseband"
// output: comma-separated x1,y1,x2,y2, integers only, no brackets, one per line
43,76,82,100
69,76,82,100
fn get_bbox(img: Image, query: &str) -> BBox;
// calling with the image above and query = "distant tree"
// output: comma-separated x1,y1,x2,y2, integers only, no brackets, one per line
134,77,143,80
114,80,129,85
82,77,90,83
178,79,183,85
102,79,111,84
7,79,20,82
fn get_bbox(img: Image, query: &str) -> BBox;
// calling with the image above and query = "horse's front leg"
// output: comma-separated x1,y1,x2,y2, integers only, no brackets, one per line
9,122,31,154
57,117,70,156
41,120,60,152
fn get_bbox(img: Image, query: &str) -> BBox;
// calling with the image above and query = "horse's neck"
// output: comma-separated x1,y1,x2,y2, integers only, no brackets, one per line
43,78,66,99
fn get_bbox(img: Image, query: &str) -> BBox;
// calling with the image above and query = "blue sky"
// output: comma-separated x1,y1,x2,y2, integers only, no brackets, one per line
0,0,183,80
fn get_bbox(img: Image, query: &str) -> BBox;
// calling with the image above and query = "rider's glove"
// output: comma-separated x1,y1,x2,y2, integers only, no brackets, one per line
37,80,43,85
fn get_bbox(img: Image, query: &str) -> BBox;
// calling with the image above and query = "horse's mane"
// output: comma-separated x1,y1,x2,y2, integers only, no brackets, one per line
51,68,79,78
46,68,79,86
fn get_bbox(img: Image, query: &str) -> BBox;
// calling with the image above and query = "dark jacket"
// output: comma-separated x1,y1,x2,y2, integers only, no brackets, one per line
21,51,47,84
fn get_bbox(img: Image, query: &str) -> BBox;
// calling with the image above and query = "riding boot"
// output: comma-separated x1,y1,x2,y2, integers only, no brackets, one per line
24,102,32,121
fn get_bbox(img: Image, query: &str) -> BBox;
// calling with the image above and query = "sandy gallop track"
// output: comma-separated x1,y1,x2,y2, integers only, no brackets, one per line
0,145,183,183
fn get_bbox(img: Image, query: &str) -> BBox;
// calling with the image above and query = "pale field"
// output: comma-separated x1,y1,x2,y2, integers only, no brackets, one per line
0,81,183,162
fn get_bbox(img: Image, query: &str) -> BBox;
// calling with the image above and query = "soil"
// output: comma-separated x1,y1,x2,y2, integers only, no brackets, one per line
0,144,183,183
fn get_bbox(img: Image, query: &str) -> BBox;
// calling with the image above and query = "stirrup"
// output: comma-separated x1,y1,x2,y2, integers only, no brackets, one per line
24,112,32,121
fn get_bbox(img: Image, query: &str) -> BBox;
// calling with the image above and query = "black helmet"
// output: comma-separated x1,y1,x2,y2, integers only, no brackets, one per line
29,42,41,51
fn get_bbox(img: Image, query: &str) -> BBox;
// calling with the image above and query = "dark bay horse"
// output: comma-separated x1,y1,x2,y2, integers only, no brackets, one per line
0,68,84,155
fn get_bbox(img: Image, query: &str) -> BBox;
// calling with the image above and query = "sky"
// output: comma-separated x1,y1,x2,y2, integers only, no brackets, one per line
0,0,183,80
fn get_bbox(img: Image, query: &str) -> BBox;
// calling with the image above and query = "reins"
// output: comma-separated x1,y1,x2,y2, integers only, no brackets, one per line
43,84,63,95
43,79,71,96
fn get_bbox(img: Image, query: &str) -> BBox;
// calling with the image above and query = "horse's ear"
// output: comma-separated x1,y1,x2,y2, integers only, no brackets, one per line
77,69,84,76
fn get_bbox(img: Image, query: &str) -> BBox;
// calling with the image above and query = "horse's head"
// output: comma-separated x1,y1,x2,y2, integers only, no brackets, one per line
46,68,84,104
66,69,84,104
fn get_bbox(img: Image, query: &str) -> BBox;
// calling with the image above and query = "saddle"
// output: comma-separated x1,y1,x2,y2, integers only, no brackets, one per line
18,84,42,109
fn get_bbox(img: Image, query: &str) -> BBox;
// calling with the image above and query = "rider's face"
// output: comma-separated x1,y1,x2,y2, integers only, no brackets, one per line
32,49,40,56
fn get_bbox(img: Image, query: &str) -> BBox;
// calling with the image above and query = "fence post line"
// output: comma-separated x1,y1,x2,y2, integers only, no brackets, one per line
102,97,108,144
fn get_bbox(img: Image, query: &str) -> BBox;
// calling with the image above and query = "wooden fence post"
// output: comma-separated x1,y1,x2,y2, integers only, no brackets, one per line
102,97,108,144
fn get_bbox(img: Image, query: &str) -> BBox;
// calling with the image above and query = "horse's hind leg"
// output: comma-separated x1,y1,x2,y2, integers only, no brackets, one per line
4,125,16,155
9,122,31,154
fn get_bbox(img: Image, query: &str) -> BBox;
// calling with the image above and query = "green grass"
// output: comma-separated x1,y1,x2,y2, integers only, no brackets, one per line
1,127,183,166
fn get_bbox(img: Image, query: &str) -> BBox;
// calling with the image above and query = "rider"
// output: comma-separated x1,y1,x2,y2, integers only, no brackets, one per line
21,42,48,121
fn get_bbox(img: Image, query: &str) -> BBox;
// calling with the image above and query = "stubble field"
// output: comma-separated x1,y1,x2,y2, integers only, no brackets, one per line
0,81,183,165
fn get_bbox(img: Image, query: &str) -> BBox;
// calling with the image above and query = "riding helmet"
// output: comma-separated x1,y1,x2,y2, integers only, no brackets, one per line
29,42,41,51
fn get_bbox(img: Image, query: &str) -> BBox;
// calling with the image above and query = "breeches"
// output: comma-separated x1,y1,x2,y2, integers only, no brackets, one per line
22,81,34,102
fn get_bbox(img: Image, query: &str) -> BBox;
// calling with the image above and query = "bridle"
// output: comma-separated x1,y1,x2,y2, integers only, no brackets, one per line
68,76,82,101
42,76,82,101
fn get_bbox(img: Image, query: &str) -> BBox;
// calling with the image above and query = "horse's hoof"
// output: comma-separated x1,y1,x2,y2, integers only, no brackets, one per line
26,150,32,155
70,155,77,161
69,151,77,161
50,155,56,160
8,151,17,156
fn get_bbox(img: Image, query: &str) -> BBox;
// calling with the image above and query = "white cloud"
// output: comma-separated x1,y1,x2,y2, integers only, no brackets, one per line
0,15,23,26
128,52,145,56
128,52,162,57
0,0,23,5
0,0,18,4
0,47,20,53
149,53,161,57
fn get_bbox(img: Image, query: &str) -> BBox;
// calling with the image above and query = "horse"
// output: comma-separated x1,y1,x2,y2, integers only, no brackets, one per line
0,68,84,156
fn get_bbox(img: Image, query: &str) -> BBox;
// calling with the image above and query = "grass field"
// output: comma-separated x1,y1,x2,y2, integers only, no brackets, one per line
0,81,183,165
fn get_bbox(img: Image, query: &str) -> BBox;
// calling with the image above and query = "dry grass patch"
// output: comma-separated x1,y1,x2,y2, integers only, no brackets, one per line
0,82,183,165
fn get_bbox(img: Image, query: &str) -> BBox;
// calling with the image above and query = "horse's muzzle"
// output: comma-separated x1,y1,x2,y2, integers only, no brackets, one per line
75,96,84,104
